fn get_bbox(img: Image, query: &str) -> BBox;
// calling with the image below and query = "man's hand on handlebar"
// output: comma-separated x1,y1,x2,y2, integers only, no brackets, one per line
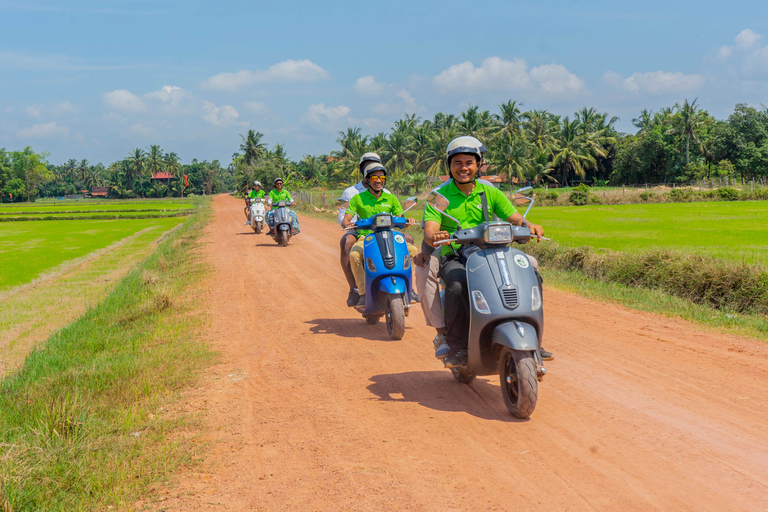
431,231,451,244
527,222,544,241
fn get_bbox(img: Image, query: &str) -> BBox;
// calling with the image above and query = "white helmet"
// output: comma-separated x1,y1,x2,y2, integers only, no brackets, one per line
362,161,387,180
253,180,261,187
446,136,486,164
358,152,382,173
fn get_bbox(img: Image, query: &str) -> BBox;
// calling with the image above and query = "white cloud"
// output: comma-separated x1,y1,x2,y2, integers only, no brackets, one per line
103,89,145,112
529,63,586,96
395,89,425,113
201,59,330,91
300,103,350,125
736,29,762,49
605,70,705,95
354,75,386,96
244,101,268,114
202,101,240,126
433,56,585,98
17,122,70,138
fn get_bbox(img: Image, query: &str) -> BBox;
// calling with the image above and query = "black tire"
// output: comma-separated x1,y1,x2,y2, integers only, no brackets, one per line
451,367,476,384
278,230,289,247
254,222,262,234
365,315,380,325
385,296,405,340
499,348,538,419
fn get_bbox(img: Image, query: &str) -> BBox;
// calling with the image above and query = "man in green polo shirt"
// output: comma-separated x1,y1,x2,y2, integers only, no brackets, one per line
423,136,550,367
267,177,300,235
244,181,265,223
341,162,417,307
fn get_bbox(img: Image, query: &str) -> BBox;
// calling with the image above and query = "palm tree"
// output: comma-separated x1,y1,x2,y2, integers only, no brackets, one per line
523,110,559,154
239,130,266,166
164,152,181,188
146,144,164,181
494,100,524,137
632,109,654,134
525,147,558,186
667,98,705,165
65,158,78,184
125,148,146,192
552,117,597,186
492,132,531,185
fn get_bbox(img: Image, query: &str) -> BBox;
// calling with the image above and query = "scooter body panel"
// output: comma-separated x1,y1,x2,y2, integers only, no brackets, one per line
359,216,412,316
464,246,543,376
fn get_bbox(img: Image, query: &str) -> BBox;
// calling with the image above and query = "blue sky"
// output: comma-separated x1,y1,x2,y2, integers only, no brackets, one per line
2,0,768,165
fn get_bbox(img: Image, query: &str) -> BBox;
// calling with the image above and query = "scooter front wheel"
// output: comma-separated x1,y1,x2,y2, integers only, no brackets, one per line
278,230,289,247
385,295,405,340
365,315,380,325
254,222,262,234
499,348,538,419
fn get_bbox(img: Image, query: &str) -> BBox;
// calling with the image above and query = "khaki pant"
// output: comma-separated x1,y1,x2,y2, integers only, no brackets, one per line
349,235,418,295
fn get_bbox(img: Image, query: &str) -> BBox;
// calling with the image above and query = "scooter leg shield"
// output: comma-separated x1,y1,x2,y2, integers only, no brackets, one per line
491,321,538,352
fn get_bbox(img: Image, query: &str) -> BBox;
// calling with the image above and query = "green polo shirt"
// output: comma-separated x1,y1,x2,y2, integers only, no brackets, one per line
423,180,518,256
269,189,292,204
348,189,403,236
248,189,265,199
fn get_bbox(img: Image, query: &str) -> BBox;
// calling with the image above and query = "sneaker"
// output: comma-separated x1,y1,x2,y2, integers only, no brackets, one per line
346,289,360,307
244,221,249,225
412,293,420,303
355,294,366,308
540,348,554,361
433,334,450,360
444,349,468,368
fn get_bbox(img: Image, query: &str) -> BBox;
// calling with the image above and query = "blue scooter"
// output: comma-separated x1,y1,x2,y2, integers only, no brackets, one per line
341,197,417,340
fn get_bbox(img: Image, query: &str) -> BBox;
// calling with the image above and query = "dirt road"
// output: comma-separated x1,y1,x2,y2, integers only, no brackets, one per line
149,195,768,511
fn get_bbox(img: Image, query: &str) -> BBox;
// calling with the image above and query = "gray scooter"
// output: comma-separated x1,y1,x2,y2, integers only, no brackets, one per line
429,186,546,419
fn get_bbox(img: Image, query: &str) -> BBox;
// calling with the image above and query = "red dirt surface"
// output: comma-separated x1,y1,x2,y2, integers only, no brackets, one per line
147,195,768,511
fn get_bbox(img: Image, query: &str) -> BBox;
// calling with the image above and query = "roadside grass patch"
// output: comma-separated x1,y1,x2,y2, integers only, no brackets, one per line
525,242,768,316
0,206,213,510
0,217,186,290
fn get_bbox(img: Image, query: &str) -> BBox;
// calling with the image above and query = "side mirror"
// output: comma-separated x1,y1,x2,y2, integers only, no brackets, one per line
515,186,533,195
404,196,418,212
334,197,345,206
425,189,461,230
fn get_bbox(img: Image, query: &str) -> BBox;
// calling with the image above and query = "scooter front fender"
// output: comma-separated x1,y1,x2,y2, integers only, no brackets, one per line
378,275,407,295
491,321,538,352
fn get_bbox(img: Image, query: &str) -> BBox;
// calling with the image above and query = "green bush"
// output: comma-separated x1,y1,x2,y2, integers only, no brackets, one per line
669,188,694,202
716,187,740,201
568,184,591,206
639,190,654,202
546,191,559,201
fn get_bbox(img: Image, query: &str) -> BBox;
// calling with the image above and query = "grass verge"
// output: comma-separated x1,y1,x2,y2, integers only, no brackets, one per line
539,267,768,340
0,203,213,510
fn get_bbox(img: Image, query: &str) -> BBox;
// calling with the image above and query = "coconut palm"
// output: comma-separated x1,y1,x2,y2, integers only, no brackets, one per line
523,110,559,154
552,117,597,186
494,100,524,137
491,132,531,185
164,152,181,188
125,148,146,192
239,130,266,166
667,98,706,165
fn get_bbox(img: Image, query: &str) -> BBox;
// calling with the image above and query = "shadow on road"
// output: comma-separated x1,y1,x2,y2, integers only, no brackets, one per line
367,371,525,422
305,318,411,342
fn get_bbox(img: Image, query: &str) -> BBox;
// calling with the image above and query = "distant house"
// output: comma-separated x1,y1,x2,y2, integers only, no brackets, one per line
151,172,175,186
91,186,108,197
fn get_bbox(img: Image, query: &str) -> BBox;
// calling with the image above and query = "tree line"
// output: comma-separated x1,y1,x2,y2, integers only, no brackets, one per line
0,145,234,202
234,100,768,195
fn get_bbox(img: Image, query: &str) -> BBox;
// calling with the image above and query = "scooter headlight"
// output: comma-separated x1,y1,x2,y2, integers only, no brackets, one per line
403,255,411,269
471,290,491,315
366,258,377,272
531,286,542,311
484,224,513,243
375,215,392,228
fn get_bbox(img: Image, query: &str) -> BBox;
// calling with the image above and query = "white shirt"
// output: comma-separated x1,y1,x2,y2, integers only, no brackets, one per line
337,180,391,226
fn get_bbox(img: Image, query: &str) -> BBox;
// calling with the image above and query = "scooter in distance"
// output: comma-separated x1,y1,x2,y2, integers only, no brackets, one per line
429,186,546,419
271,201,298,247
248,197,266,234
339,197,418,340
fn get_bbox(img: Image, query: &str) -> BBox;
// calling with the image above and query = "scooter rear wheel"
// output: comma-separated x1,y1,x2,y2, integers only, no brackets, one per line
386,296,405,340
499,348,538,419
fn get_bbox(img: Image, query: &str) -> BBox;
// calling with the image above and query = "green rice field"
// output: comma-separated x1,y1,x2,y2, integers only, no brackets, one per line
0,198,198,289
526,200,768,265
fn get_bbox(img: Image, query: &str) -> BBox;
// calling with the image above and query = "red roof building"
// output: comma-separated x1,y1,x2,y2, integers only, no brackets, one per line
151,172,175,180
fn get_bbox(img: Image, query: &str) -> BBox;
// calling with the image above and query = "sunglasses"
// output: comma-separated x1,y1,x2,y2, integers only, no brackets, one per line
368,176,386,182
